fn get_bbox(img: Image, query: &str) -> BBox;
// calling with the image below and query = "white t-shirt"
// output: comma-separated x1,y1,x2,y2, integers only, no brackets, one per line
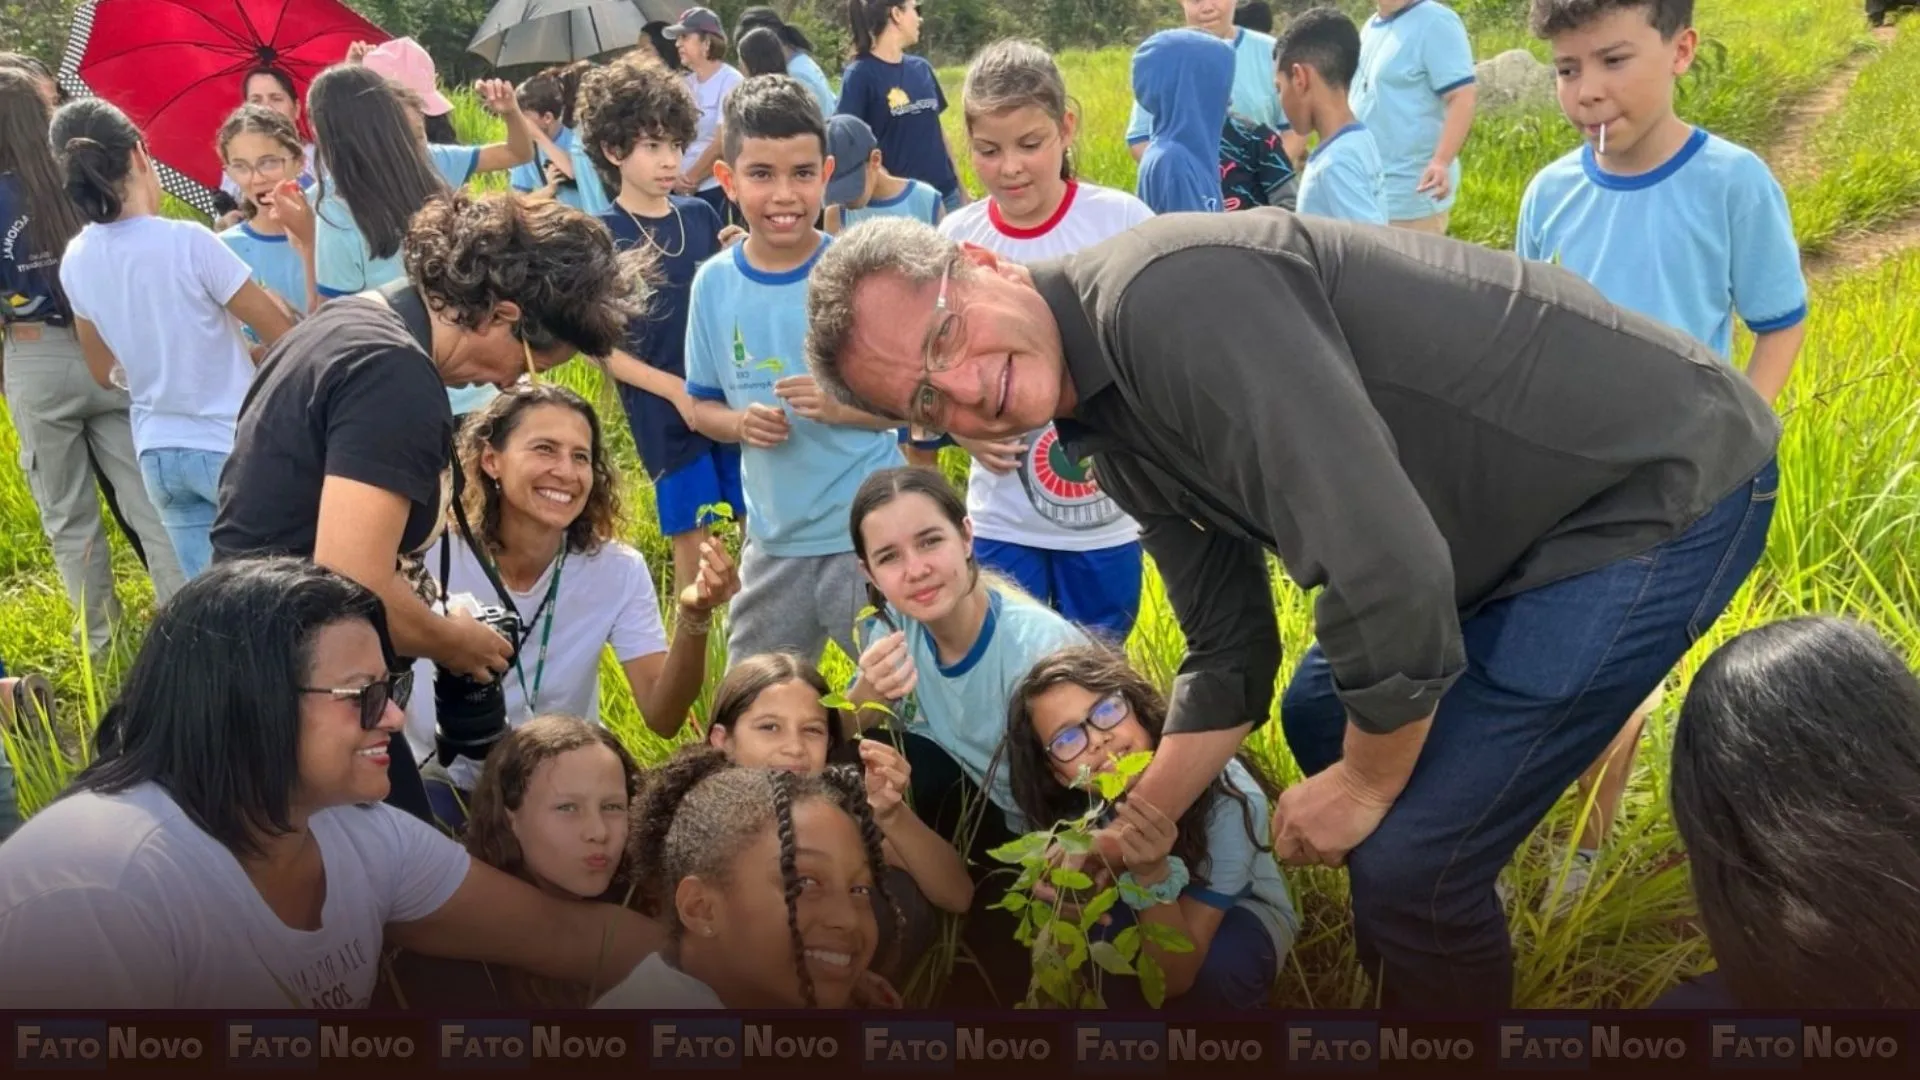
406,535,669,785
59,215,257,456
938,182,1151,551
594,952,726,1009
686,65,745,193
0,782,471,1009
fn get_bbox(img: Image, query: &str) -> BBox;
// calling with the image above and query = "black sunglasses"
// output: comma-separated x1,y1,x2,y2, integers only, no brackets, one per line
300,670,415,731
1045,692,1131,763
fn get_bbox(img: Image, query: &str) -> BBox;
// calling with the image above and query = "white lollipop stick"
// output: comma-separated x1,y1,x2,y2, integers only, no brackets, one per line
1598,121,1607,156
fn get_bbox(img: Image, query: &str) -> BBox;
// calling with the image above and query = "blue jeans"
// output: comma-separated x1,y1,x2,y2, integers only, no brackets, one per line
1279,460,1778,1008
138,447,226,579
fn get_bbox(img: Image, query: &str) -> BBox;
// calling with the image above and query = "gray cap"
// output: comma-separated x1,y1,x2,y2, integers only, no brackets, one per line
824,114,879,207
663,7,726,42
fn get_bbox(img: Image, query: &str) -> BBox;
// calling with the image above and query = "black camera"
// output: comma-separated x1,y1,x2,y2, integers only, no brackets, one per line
433,604,522,766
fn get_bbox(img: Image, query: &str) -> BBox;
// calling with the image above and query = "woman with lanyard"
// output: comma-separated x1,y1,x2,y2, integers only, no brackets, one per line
403,383,739,829
209,189,646,824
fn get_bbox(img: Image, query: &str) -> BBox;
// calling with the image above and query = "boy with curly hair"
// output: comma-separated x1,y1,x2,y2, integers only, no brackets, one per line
577,58,737,598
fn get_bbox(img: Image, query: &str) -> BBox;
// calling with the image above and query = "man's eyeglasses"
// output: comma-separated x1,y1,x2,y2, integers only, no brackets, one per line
225,154,292,180
300,670,415,731
1046,692,1132,763
907,260,961,437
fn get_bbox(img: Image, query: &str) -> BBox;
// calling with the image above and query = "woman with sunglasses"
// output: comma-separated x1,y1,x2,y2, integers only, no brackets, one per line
0,558,668,1009
1006,644,1295,1010
210,189,645,824
844,465,1088,1004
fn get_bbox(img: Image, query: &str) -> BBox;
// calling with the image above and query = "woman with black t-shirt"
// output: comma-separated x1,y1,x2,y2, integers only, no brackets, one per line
210,189,646,820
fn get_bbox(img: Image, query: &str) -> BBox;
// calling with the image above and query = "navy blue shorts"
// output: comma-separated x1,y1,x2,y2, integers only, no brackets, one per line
974,538,1144,644
655,443,745,537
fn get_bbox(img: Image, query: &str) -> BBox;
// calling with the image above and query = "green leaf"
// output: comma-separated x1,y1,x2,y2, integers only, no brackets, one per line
1049,867,1095,890
1113,926,1142,963
1079,987,1105,1009
1036,965,1073,1007
989,891,1029,914
756,358,785,373
988,832,1050,866
1140,923,1197,953
856,700,897,717
1049,919,1089,970
856,604,879,624
1054,829,1093,856
1077,887,1118,932
1088,940,1133,976
1113,750,1154,780
1138,952,1168,1009
818,691,855,711
1119,881,1158,909
1095,771,1128,801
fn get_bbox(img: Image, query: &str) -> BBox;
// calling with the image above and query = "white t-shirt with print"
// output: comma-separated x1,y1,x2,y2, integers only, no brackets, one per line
59,215,256,456
938,182,1151,552
593,952,727,1009
686,65,745,193
0,782,471,1009
405,535,670,785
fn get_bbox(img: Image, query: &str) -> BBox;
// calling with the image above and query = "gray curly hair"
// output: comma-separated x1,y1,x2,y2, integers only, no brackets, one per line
804,216,964,419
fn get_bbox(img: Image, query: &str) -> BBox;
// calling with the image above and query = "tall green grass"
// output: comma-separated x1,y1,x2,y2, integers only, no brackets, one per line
2,0,1917,1007
1788,29,1920,254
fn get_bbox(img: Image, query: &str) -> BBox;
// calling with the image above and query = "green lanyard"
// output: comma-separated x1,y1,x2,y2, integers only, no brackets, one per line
511,548,567,715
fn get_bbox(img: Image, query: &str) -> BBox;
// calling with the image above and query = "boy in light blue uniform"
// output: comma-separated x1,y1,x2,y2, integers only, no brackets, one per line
1352,0,1478,232
1516,0,1806,910
1276,7,1389,224
510,72,590,211
824,115,945,232
684,76,901,665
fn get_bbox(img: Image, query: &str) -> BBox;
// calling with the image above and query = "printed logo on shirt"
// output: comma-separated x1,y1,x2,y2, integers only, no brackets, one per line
729,324,783,388
885,86,939,118
282,935,375,1009
1018,426,1124,530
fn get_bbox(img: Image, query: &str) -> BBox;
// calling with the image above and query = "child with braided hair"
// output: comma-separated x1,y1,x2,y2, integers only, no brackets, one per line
596,745,904,1008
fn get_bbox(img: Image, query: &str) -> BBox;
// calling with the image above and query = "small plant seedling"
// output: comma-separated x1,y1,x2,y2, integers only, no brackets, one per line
987,749,1190,1008
680,502,743,607
756,359,785,375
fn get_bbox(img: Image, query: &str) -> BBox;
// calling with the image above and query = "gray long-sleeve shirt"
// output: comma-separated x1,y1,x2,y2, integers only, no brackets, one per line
1043,209,1780,736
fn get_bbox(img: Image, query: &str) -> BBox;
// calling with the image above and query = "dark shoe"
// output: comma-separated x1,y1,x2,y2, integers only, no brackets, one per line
0,674,53,734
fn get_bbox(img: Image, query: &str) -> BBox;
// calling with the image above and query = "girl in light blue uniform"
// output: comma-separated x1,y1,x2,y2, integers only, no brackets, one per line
215,105,315,319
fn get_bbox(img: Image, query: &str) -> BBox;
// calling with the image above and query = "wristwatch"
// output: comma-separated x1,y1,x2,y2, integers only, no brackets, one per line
1119,856,1189,909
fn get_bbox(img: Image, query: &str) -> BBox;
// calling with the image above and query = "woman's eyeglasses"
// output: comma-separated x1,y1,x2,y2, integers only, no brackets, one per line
225,155,292,180
1045,692,1131,763
300,670,415,731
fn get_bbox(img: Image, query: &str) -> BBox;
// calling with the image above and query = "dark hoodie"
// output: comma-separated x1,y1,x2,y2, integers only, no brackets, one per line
1131,29,1234,215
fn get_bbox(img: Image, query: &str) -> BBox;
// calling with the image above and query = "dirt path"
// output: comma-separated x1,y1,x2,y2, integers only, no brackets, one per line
1805,207,1920,278
1770,46,1882,185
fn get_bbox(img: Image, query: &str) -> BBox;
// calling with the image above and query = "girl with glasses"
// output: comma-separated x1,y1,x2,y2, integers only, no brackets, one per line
845,465,1088,1004
1005,644,1296,1010
216,105,320,318
0,558,668,1009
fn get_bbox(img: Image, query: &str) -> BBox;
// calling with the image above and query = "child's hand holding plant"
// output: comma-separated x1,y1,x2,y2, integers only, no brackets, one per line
1110,795,1178,891
855,631,919,702
676,535,740,613
859,738,912,826
736,403,791,448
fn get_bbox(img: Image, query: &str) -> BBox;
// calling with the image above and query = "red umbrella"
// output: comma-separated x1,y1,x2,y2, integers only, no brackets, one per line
58,0,389,214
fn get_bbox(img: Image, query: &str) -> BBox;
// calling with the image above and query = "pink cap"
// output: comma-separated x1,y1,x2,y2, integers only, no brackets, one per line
362,37,452,116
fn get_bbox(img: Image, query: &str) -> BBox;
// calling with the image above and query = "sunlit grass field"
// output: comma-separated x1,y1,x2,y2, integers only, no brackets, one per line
3,0,1918,1009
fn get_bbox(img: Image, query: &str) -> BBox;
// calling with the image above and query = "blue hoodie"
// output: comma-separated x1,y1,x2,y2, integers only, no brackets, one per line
1132,29,1234,215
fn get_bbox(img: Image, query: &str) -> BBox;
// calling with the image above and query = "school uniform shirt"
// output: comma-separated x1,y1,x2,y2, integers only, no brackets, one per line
510,125,590,211
1297,123,1389,225
59,215,255,457
682,237,899,558
789,51,838,116
0,172,69,326
841,177,944,229
836,54,959,200
601,196,726,481
1191,760,1298,954
403,534,669,787
686,65,746,195
211,294,454,563
939,181,1148,553
594,953,726,1009
220,220,311,316
870,590,1090,822
0,782,470,1008
313,144,495,416
1126,27,1288,147
1351,0,1476,221
1516,127,1807,360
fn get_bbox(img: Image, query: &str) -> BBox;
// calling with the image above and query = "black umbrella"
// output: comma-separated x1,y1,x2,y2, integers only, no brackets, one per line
469,0,682,67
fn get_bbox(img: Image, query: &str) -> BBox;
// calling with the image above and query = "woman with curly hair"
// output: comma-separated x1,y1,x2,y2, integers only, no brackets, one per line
380,715,647,1006
595,745,904,1008
211,188,646,824
399,385,739,828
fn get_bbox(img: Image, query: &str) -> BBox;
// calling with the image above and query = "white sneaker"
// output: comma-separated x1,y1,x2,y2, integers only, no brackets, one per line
1541,848,1597,916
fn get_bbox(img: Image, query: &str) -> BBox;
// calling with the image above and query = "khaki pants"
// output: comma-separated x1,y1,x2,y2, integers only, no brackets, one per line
3,324,184,652
1392,211,1451,235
